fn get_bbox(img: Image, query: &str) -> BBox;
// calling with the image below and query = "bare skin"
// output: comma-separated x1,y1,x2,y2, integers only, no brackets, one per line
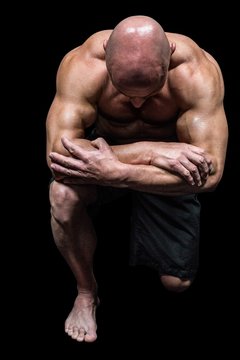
64,292,99,342
46,15,228,342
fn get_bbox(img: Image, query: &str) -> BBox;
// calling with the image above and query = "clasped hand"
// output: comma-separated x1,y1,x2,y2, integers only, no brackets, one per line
49,137,122,185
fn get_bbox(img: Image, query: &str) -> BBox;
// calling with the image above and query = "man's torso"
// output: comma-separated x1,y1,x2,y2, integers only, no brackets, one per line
66,31,216,144
96,77,179,143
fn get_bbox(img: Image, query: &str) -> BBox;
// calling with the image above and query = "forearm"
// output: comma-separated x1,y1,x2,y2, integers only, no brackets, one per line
110,141,152,165
110,140,218,194
112,162,212,195
110,140,215,188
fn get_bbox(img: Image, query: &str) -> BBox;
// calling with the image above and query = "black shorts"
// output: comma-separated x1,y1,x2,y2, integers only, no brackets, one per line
90,187,201,280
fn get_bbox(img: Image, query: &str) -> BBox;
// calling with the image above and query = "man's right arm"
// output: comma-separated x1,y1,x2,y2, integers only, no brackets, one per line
46,96,96,168
46,48,99,174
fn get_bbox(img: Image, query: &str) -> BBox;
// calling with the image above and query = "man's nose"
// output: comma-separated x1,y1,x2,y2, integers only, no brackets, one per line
130,97,146,108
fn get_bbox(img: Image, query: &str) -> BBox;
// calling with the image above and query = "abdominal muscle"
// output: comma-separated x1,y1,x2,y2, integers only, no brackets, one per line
95,111,179,144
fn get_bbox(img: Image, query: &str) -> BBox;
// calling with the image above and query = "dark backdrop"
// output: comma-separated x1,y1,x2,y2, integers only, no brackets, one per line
19,4,237,357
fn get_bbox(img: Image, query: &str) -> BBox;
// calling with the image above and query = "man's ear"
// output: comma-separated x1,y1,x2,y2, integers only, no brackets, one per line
103,39,108,51
170,42,176,55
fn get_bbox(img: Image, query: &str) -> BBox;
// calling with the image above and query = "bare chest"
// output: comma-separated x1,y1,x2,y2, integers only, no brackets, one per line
97,91,179,143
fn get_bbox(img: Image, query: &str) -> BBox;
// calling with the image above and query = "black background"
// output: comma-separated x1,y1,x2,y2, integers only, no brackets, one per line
17,3,238,356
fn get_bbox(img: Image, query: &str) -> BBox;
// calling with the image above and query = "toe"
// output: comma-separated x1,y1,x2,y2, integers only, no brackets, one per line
72,326,79,339
65,326,73,335
85,332,97,342
76,328,85,342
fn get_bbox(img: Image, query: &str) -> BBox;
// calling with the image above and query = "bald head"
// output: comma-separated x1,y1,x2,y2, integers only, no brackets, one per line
105,16,171,94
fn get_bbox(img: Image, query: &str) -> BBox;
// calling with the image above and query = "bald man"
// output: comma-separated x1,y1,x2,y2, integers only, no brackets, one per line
46,15,228,342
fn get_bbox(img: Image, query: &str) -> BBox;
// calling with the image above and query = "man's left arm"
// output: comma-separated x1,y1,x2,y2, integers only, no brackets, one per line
174,53,228,191
175,103,228,191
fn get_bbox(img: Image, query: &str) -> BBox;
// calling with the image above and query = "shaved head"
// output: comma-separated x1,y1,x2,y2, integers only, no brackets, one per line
105,16,171,93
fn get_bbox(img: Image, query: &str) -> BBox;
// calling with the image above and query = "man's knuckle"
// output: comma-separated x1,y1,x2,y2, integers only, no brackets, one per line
184,170,190,177
170,159,179,168
191,166,198,173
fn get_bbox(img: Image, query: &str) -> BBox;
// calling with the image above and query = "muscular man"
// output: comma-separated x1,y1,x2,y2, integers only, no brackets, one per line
46,15,228,342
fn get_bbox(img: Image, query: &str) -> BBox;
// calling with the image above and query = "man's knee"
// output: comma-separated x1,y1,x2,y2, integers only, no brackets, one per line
50,181,96,206
160,275,191,293
50,181,80,209
50,181,97,223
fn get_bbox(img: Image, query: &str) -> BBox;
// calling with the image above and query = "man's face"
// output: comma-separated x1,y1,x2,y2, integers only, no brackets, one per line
114,79,166,108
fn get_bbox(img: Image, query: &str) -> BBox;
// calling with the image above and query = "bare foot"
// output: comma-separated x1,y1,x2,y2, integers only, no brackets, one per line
65,292,99,342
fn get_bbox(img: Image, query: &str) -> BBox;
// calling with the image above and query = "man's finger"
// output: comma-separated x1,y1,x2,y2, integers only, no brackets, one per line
91,137,110,150
49,152,85,169
51,163,81,177
61,137,88,159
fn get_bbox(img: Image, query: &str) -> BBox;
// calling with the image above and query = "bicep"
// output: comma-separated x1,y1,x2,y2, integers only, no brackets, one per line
177,104,228,176
46,51,99,157
46,95,96,157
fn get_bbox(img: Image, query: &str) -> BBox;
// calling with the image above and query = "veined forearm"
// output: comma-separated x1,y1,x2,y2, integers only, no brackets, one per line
111,140,215,190
111,141,152,165
115,162,212,195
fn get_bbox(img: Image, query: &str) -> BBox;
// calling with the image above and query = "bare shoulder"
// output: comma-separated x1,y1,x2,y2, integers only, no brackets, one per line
167,33,224,106
56,30,112,99
167,32,221,70
61,30,112,66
